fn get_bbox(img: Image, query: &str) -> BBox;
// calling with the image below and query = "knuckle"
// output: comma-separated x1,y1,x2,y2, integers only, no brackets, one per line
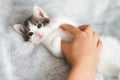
78,31,84,35
86,25,92,30
93,32,98,36
76,31,85,37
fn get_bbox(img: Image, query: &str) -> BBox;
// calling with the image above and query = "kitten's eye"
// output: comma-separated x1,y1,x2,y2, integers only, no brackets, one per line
28,32,33,36
44,18,50,24
37,24,42,28
34,23,37,26
42,18,50,25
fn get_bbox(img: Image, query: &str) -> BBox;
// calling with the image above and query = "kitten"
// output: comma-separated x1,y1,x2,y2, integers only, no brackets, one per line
13,6,120,79
13,6,76,57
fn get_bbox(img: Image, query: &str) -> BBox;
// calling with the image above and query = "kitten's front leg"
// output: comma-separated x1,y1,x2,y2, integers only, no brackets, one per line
50,36,63,58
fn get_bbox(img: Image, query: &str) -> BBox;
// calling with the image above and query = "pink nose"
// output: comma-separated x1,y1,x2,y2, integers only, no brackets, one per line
35,32,42,38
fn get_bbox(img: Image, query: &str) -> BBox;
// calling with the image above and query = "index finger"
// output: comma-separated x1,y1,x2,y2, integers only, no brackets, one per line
60,24,82,36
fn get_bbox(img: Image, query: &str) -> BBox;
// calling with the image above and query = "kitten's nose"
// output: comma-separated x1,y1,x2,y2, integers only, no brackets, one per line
35,32,42,38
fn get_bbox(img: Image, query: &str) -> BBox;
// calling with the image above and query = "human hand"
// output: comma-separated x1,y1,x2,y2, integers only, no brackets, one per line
61,24,102,69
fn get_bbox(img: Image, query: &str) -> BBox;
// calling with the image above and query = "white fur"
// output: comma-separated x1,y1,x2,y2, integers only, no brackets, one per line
98,36,120,78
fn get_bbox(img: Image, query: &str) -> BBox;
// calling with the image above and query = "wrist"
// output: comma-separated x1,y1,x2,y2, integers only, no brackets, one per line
65,65,96,80
66,63,96,80
71,61,97,70
72,58,98,71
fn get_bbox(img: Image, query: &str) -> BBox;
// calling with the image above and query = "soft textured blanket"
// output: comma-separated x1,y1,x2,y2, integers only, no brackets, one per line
0,0,120,80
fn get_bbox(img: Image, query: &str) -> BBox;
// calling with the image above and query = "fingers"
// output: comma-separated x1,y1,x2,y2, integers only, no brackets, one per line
60,24,83,36
61,40,70,55
97,39,103,56
78,25,93,38
97,39,103,51
93,32,99,45
78,24,90,31
79,25,102,49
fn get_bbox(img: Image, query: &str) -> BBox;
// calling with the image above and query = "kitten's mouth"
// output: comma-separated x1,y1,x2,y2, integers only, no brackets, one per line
39,35,42,39
35,33,42,39
38,35,42,39
37,35,42,39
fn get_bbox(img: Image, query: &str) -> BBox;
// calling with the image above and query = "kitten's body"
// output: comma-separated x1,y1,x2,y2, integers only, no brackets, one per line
14,6,120,79
40,17,76,57
98,36,120,78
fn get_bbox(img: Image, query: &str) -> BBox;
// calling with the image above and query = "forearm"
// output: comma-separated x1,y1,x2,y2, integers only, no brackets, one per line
65,64,96,80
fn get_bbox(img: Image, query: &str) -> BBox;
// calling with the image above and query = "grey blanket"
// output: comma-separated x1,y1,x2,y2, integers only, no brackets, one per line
0,0,120,80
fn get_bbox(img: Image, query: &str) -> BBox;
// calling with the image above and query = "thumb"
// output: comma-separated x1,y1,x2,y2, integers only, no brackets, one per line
61,40,70,55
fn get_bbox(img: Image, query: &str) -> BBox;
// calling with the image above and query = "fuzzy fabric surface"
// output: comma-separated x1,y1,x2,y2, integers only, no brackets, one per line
0,0,120,80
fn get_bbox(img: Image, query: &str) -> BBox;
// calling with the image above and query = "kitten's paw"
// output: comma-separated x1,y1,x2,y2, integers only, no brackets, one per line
51,36,63,58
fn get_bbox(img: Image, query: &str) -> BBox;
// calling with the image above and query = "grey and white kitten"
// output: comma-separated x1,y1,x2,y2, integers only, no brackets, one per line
14,6,120,79
14,6,75,57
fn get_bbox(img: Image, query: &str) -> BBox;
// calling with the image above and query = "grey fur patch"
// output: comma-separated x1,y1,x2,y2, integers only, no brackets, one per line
21,16,50,41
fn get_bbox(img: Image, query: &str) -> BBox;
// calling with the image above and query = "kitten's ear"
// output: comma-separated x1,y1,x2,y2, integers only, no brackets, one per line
33,5,48,18
13,24,25,34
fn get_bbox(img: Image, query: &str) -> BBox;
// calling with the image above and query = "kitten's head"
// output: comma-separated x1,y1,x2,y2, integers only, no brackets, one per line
13,6,50,44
